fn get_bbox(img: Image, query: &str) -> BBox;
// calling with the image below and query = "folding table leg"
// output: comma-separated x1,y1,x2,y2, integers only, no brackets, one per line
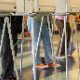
6,17,19,80
31,17,36,80
73,16,80,68
0,18,6,55
35,16,44,59
20,15,25,77
64,16,68,77
47,16,57,77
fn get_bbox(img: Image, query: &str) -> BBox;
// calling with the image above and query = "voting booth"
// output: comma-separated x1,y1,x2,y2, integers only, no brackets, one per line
0,0,55,14
55,0,80,14
17,0,55,13
0,0,16,13
33,0,55,13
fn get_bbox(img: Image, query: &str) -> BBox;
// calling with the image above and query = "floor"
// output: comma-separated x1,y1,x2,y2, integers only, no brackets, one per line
0,31,80,80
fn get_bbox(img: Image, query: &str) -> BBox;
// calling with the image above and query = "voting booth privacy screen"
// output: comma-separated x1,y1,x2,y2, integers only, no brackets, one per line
17,0,55,13
0,0,80,14
0,0,16,13
55,0,80,13
0,0,55,13
34,0,55,13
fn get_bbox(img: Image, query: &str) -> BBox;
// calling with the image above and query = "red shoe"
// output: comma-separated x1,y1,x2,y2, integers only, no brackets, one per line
35,64,48,69
47,63,60,68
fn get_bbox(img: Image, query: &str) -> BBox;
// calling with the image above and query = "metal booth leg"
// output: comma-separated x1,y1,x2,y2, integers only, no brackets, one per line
73,16,80,68
31,17,36,80
47,16,57,77
64,16,68,78
77,69,80,80
58,28,65,57
70,19,74,55
20,15,25,77
32,16,44,80
0,18,6,55
6,17,19,80
35,16,44,59
52,15,55,38
58,16,68,58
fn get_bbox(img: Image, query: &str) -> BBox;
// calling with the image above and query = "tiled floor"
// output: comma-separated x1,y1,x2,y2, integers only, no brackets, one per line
0,31,80,80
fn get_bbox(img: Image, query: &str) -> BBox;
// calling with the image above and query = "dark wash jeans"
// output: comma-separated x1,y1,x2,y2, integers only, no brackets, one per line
0,17,17,79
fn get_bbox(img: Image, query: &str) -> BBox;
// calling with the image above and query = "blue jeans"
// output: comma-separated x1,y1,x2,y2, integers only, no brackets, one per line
27,16,54,65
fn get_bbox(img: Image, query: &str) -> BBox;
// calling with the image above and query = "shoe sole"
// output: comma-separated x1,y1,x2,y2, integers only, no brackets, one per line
35,65,48,69
48,64,61,68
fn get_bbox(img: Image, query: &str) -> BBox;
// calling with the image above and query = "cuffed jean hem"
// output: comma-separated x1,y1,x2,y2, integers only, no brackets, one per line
45,59,54,64
35,62,42,65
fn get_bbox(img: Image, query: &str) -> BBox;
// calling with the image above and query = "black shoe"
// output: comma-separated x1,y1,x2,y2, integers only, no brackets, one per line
10,74,16,80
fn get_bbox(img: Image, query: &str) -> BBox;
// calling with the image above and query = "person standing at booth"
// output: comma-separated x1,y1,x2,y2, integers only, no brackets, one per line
0,17,17,80
55,16,71,57
27,16,60,68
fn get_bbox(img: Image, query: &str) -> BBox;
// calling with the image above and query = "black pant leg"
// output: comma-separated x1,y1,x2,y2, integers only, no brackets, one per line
1,26,14,79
